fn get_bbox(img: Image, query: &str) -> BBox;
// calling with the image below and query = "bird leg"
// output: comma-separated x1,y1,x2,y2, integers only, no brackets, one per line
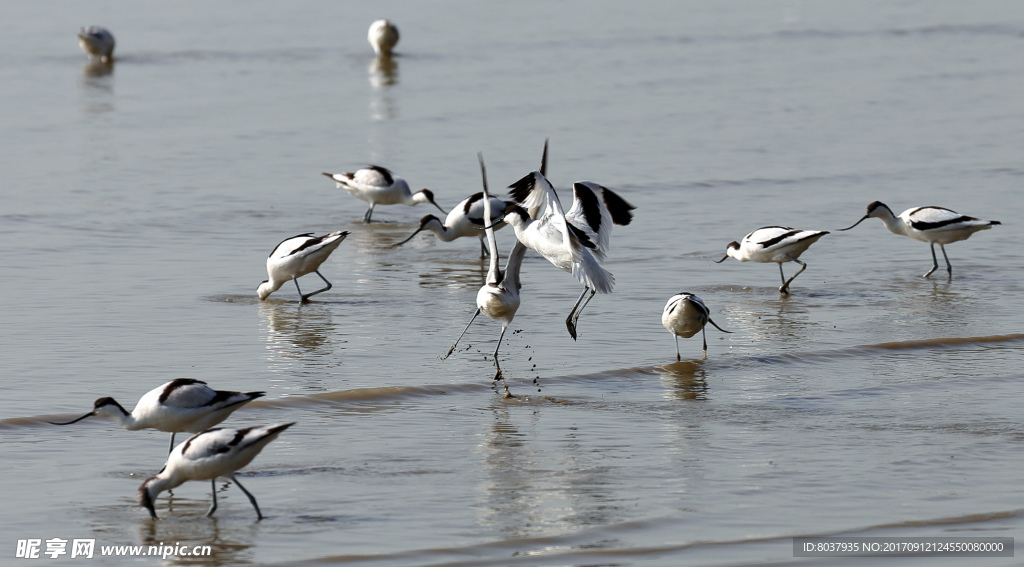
779,256,807,294
479,236,488,259
231,475,263,522
443,309,480,359
674,335,681,362
940,244,952,278
565,287,596,341
363,204,375,223
924,243,939,278
300,271,333,302
206,479,218,517
701,327,708,360
167,432,176,455
493,324,514,398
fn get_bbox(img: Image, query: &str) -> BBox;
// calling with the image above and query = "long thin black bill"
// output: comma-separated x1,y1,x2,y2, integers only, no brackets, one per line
47,412,95,426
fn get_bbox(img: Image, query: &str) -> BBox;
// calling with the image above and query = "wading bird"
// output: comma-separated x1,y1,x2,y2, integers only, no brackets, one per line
443,155,527,397
499,141,635,340
715,226,828,294
48,379,265,454
78,26,115,61
839,201,1000,278
392,191,511,257
368,19,399,57
662,293,731,360
257,231,349,302
138,422,295,521
322,167,443,223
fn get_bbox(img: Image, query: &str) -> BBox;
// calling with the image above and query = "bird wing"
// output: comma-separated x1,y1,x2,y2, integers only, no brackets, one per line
179,423,295,463
566,182,613,258
352,165,394,188
906,206,985,231
158,380,219,408
508,171,562,221
462,193,507,227
269,232,347,259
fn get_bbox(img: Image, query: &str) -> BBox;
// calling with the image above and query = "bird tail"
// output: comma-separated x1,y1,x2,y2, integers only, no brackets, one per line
573,251,614,294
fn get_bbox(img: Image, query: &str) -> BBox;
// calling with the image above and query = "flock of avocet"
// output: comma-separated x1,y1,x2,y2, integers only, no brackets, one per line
62,20,1001,522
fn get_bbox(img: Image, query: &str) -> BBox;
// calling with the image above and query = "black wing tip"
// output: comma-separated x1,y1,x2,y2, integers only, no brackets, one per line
507,172,537,203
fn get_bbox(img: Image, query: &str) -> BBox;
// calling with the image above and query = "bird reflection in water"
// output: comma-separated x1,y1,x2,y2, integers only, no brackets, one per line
137,510,249,564
476,404,621,540
368,56,398,121
259,301,339,363
657,361,708,401
82,58,114,78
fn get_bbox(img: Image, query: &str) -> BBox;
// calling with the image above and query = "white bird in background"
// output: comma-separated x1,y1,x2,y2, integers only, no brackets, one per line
138,422,295,521
78,26,115,62
500,140,635,340
322,167,444,223
48,379,265,454
368,19,400,57
257,231,349,302
839,201,1001,278
662,293,731,361
715,226,829,294
392,191,511,258
444,154,527,397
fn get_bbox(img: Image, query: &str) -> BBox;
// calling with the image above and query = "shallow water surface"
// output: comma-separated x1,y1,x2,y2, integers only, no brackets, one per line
2,1,1023,565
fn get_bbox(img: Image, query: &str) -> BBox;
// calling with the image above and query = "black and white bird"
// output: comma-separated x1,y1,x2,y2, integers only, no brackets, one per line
500,141,635,340
839,201,1001,278
257,231,349,302
392,191,511,258
367,19,399,57
138,422,295,521
715,226,829,294
322,167,443,223
48,379,265,454
661,293,731,361
443,154,527,397
78,26,115,61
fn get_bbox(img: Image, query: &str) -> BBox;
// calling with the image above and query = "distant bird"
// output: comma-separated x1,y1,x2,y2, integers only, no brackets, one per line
78,26,115,62
662,293,731,361
444,154,527,397
715,226,828,294
839,201,1001,278
368,19,400,57
392,191,511,257
501,141,635,339
258,231,349,302
322,167,443,223
138,422,295,521
48,379,265,454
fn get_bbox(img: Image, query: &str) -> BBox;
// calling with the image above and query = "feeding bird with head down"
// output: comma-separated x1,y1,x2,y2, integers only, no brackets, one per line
138,422,295,521
78,26,115,62
367,19,399,57
257,231,349,302
715,226,828,294
662,292,731,361
322,166,443,223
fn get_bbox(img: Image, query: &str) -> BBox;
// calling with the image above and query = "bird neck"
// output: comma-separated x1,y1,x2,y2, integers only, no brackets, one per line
95,399,138,430
873,207,905,235
257,279,284,300
502,241,528,292
143,472,181,502
425,218,455,241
